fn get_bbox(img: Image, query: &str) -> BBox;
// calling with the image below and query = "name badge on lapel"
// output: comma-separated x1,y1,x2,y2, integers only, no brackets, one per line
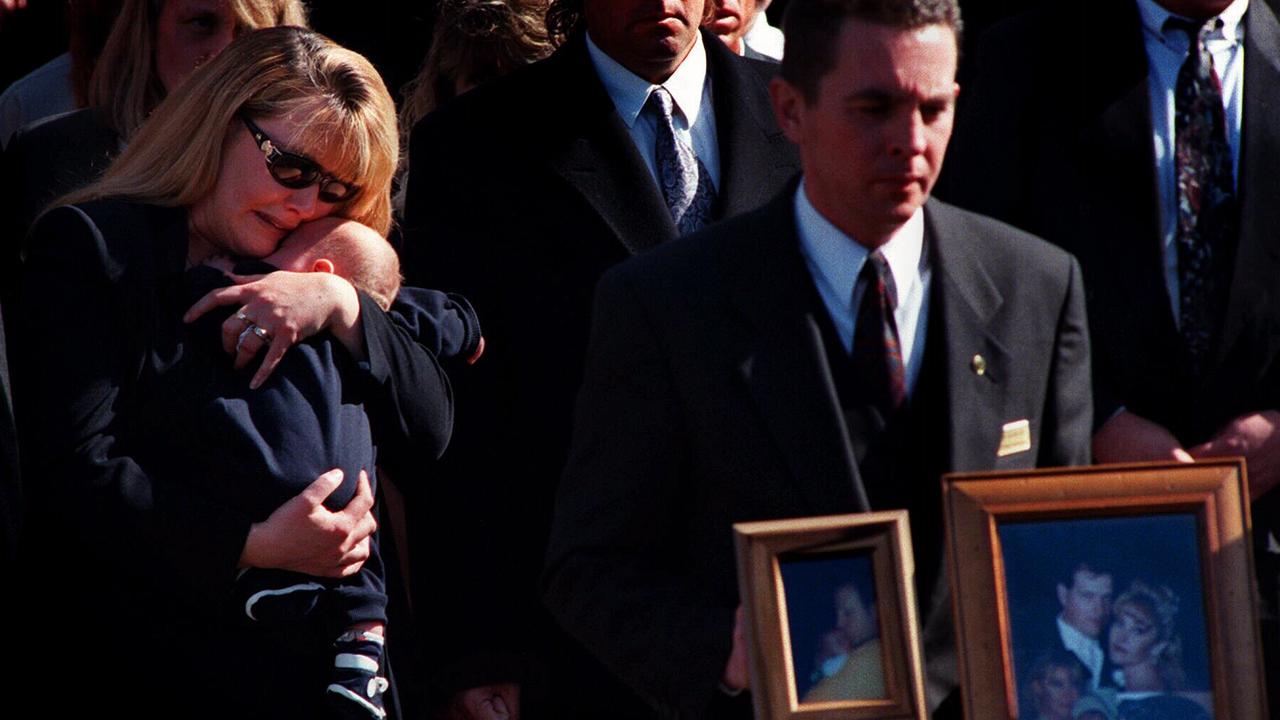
997,419,1032,457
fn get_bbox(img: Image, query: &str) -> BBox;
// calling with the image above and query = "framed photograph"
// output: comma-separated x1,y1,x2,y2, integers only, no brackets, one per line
944,459,1267,720
734,511,927,720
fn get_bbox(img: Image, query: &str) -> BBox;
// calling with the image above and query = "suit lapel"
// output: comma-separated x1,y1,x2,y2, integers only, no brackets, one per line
1217,0,1280,365
702,30,799,219
926,202,1013,473
545,37,676,255
725,192,869,514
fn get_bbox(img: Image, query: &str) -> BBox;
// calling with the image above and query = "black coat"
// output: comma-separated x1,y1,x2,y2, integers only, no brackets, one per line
938,0,1280,695
12,199,455,717
399,29,800,710
542,191,1094,717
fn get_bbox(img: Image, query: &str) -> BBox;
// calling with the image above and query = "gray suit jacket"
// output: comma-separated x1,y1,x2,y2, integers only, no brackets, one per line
543,189,1093,717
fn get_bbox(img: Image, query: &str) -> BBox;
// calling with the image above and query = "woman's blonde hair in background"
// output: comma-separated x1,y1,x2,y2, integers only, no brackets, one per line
89,0,309,141
63,26,399,235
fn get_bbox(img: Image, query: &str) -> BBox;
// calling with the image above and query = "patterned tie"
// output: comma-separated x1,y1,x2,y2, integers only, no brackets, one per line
645,86,717,235
1168,16,1238,375
851,251,906,419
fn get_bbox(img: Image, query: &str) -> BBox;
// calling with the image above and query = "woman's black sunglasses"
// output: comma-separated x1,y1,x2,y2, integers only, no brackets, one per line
241,116,357,203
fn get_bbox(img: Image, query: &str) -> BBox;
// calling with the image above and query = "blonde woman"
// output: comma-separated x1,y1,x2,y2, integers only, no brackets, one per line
14,27,444,718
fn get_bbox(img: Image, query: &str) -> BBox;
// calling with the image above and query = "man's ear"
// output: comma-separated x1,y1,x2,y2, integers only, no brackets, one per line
312,258,335,274
1057,584,1069,608
770,75,805,143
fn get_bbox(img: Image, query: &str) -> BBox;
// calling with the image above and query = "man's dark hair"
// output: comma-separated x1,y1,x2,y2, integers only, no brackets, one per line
779,0,963,102
1057,558,1116,590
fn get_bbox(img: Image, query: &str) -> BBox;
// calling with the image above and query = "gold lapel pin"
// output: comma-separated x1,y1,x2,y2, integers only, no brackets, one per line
970,353,987,376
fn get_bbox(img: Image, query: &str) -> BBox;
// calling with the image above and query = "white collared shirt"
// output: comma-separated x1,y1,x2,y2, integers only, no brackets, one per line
743,13,785,60
585,30,721,191
1057,614,1105,689
1135,0,1247,322
794,181,931,398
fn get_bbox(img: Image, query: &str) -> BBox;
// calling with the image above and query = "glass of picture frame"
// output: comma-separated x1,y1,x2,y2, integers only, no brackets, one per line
943,459,1267,720
734,510,927,720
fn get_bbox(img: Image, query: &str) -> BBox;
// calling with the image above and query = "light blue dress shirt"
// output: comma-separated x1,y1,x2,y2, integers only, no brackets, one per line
793,181,932,398
585,30,722,191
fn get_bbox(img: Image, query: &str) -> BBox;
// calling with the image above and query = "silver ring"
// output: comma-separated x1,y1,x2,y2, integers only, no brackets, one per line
237,326,255,350
235,311,252,325
251,325,271,341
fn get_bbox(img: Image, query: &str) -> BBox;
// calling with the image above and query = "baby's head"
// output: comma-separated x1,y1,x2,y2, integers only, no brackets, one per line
266,217,402,310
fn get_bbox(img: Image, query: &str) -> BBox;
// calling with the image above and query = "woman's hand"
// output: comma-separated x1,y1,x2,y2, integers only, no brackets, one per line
183,270,365,388
239,468,377,577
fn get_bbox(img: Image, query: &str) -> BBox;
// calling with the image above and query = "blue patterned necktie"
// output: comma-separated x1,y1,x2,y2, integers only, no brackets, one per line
1168,16,1238,375
852,251,906,418
645,86,717,235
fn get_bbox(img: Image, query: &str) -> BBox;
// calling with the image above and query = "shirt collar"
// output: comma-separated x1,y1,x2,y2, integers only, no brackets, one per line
1136,0,1248,45
1056,614,1102,657
585,30,710,129
794,180,925,303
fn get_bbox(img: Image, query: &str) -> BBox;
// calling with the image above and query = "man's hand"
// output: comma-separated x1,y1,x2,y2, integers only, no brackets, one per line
1188,410,1280,499
721,605,750,692
1092,410,1194,464
444,684,520,720
239,469,376,577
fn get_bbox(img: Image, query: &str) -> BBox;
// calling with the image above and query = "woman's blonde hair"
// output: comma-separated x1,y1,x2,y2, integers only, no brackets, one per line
1114,580,1187,691
64,26,399,235
89,0,310,141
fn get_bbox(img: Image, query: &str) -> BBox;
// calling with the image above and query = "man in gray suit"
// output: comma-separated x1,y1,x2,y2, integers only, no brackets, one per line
543,0,1092,717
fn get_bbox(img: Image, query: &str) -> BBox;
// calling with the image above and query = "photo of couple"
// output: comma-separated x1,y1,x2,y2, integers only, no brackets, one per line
999,514,1215,720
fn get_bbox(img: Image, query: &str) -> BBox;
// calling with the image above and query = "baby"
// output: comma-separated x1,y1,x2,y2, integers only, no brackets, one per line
152,218,477,719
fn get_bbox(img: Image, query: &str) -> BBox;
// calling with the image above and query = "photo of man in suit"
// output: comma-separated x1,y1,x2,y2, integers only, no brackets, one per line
542,0,1092,717
939,0,1280,702
1012,559,1116,697
1053,562,1115,689
400,0,800,715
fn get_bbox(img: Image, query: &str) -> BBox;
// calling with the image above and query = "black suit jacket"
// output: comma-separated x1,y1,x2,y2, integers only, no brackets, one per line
939,2,1280,682
542,190,1093,717
942,0,1280,445
0,108,118,304
400,29,800,705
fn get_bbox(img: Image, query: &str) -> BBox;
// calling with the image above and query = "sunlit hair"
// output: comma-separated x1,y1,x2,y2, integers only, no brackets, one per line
62,26,399,235
89,0,309,140
1112,580,1186,690
401,0,553,123
395,0,553,213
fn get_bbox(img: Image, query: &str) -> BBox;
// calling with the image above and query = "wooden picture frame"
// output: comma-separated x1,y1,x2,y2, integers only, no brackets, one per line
734,511,927,720
944,459,1267,720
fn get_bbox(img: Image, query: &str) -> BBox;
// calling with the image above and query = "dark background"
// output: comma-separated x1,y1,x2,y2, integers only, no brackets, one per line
0,0,1053,113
